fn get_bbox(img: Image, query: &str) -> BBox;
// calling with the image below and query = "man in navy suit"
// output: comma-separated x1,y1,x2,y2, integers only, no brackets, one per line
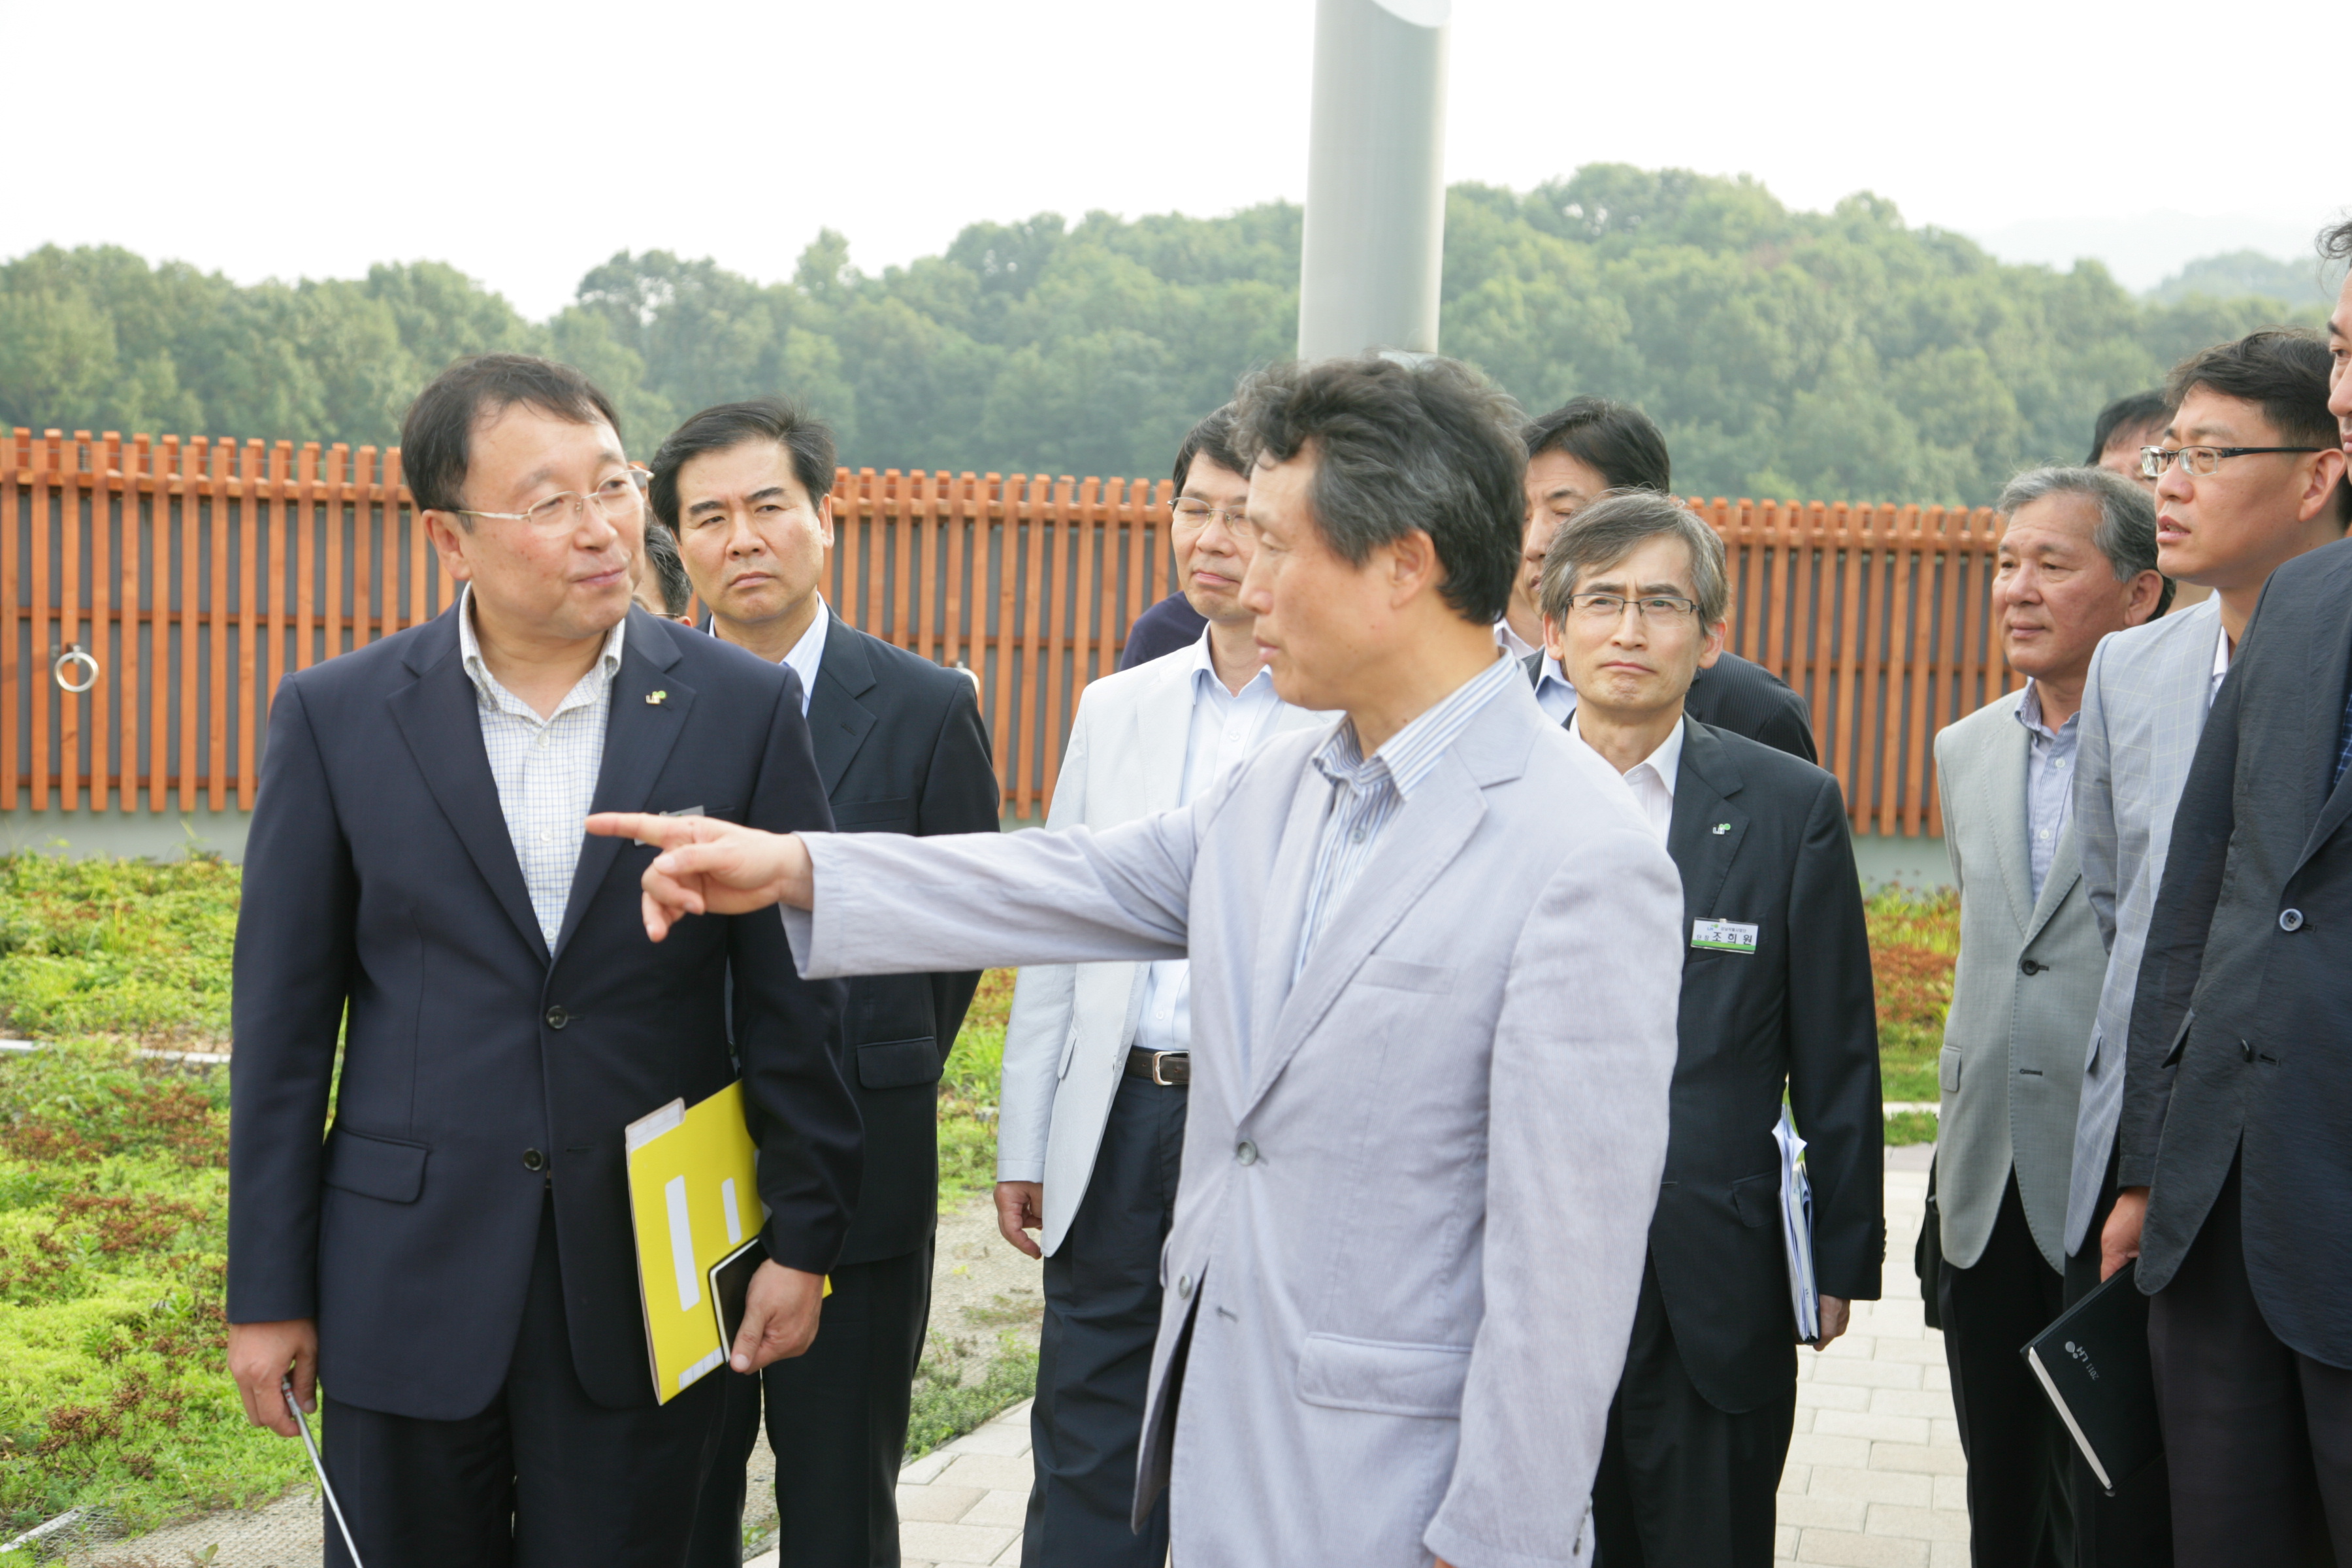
225,355,862,1568
659,399,1002,1568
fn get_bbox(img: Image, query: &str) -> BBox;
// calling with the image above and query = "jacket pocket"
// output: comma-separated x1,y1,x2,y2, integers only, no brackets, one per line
857,1036,941,1090
1358,956,1454,994
1939,1047,1962,1094
1729,1173,1775,1228
321,1127,429,1204
830,796,915,831
1296,1332,1473,1418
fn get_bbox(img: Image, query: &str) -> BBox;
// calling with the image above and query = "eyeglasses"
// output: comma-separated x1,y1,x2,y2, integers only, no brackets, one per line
1565,592,1701,624
455,470,648,530
2139,444,2322,479
1171,498,1247,528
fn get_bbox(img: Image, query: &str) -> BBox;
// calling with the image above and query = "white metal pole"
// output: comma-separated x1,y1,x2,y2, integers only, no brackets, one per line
1296,0,1452,361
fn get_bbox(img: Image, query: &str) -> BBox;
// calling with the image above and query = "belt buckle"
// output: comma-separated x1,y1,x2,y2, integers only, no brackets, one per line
1151,1051,1186,1086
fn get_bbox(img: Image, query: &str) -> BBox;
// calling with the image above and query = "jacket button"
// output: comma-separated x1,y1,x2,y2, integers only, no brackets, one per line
2280,908,2304,932
1176,1273,1193,1299
1235,1140,1259,1167
2018,957,2043,976
522,1148,546,1171
544,1006,569,1030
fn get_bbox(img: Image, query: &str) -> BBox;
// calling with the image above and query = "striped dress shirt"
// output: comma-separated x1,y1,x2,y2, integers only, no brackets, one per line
1294,650,1522,977
458,586,626,947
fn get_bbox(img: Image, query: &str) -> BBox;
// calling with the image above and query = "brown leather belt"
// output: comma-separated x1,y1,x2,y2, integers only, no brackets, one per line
1125,1046,1190,1086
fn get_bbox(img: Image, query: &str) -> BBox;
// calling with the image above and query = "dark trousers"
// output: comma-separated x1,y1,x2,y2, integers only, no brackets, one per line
1024,1071,1186,1568
2061,1143,2174,1568
319,1197,724,1568
687,1240,933,1568
1939,1170,2074,1568
1592,1254,1796,1568
2149,1155,2352,1567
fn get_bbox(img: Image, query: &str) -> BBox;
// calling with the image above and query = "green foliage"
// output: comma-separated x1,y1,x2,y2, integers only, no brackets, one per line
7,167,2325,506
904,1333,1038,1463
0,853,240,1044
1865,884,1959,1105
938,972,1012,1207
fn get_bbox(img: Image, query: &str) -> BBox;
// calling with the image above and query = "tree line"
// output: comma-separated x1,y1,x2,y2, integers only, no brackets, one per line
0,164,2327,507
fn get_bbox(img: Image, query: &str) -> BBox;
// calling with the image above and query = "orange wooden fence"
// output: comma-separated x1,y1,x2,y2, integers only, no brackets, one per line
1,427,2017,832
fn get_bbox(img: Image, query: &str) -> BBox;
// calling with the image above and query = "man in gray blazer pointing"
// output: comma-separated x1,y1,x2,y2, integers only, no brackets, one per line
592,353,1686,1568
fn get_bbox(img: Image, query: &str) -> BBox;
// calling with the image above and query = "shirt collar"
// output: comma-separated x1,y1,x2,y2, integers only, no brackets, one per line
1494,618,1541,662
782,596,830,693
1183,624,1277,701
1536,654,1575,700
2014,679,2078,742
1313,647,1520,801
458,583,627,704
2212,623,2232,683
1569,711,1684,795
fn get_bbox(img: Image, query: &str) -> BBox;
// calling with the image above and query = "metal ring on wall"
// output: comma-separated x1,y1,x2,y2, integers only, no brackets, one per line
53,646,98,694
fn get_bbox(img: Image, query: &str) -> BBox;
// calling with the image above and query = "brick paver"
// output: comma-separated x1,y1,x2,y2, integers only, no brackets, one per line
757,1149,1963,1568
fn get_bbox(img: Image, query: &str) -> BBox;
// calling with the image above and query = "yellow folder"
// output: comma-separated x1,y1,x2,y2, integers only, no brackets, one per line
623,1081,775,1403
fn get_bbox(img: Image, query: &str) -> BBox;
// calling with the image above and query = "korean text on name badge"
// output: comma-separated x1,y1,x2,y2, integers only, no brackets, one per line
1691,919,1759,954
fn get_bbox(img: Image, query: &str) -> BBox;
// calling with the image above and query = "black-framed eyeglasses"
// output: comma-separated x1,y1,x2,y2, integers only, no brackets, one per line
2140,444,2322,479
455,470,649,530
1565,592,1701,624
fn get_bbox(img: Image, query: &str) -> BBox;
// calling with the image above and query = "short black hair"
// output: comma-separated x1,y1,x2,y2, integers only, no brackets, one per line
399,354,623,519
1173,405,1247,492
1230,355,1526,625
648,398,838,534
2087,391,2168,465
642,519,692,616
2319,216,2352,265
2164,329,2350,523
1523,397,1672,494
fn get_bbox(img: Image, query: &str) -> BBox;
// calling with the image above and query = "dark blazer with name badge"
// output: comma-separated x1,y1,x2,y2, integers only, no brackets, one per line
1648,718,1884,1411
802,613,1001,1264
2122,538,2352,1365
1523,649,1818,764
227,606,861,1419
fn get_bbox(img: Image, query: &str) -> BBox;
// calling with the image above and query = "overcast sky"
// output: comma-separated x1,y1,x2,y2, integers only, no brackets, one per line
2,0,2342,319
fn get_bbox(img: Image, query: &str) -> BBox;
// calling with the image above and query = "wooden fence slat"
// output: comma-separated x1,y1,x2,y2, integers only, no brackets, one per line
1,431,16,813
990,477,1022,806
119,435,146,814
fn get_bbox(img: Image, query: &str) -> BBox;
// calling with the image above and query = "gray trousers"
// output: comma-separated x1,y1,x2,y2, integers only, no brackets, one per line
1022,1071,1187,1568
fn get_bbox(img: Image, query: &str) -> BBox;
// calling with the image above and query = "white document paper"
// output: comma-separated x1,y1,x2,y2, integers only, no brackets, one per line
1774,1109,1821,1344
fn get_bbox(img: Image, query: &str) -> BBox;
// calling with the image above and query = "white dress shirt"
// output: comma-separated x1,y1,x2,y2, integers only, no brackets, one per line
457,585,626,947
2211,620,2230,705
780,596,830,716
1495,618,1541,662
1534,654,1579,726
1134,630,1289,1056
1568,713,1683,843
2014,681,2080,903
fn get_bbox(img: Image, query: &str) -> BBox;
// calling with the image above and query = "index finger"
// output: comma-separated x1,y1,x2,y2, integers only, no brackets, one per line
587,811,702,848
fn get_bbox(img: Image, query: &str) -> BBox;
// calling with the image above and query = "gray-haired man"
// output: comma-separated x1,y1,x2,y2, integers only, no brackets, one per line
1933,467,2167,1566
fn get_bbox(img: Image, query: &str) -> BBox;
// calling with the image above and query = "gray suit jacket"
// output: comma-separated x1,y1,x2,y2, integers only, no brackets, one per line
2063,598,2221,1254
783,678,1685,1568
995,647,1328,1255
1935,690,2104,1273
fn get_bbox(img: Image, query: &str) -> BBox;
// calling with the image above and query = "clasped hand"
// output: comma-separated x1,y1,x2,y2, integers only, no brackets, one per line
583,814,817,939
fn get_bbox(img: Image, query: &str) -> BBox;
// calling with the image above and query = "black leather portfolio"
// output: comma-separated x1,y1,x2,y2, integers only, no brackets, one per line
2021,1260,2163,1494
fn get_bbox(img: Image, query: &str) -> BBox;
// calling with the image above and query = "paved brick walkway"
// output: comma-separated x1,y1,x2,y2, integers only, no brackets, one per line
760,1149,1964,1568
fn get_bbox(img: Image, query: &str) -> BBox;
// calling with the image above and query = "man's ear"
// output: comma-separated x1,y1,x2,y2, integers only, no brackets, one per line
2297,448,2349,523
1695,617,1728,670
2124,569,2166,627
814,493,838,550
421,510,476,583
1387,528,1441,606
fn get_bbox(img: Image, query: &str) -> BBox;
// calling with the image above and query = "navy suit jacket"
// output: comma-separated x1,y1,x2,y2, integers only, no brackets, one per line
227,605,860,1418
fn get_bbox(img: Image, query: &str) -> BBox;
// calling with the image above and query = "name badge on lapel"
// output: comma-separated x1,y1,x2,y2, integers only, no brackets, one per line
1692,919,1759,955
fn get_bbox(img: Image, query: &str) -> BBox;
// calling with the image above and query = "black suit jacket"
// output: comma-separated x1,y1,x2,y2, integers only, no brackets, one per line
227,606,860,1419
1522,649,1818,763
1647,719,1884,1412
803,614,1001,1264
2121,538,2352,1364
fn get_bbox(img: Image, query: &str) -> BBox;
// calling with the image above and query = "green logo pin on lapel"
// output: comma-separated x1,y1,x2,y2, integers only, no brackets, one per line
1712,822,1731,834
646,690,668,706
